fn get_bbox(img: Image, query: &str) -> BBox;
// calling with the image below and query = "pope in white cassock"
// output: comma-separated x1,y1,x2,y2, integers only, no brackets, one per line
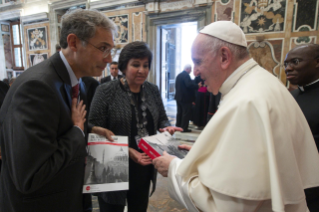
153,21,319,212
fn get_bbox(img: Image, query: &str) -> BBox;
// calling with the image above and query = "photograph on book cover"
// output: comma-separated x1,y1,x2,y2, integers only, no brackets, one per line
140,131,188,159
83,134,129,193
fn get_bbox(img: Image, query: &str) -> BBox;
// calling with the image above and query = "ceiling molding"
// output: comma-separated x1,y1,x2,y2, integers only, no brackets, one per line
90,0,140,9
49,0,87,11
21,12,48,23
0,9,23,21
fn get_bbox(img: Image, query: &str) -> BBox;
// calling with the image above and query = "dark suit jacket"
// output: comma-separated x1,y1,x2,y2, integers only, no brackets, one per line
0,81,9,108
82,77,100,113
175,71,198,103
0,53,89,212
0,81,9,174
100,75,122,84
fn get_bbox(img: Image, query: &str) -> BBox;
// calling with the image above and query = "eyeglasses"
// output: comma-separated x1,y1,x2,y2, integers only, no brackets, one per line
86,41,112,58
283,56,319,68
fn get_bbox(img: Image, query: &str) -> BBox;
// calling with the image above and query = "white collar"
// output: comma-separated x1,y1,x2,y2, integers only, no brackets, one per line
298,78,319,92
59,51,80,87
219,58,257,96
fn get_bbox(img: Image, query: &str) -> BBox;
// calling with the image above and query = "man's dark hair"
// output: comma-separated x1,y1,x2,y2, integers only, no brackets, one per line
118,41,152,75
110,61,118,66
59,9,116,49
55,44,61,52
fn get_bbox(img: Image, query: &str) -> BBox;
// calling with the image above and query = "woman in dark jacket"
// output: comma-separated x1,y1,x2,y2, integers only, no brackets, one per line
89,41,182,212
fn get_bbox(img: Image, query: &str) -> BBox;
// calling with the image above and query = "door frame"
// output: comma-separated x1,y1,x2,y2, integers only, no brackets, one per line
145,6,212,93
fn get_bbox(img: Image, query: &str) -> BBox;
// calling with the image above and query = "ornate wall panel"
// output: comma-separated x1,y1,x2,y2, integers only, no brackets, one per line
292,0,318,32
214,0,234,21
290,36,317,49
247,39,283,80
104,6,145,48
132,12,143,41
24,22,51,69
239,0,287,34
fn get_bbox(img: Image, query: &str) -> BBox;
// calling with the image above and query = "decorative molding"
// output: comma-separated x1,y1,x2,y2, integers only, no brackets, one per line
90,0,140,9
49,0,87,11
21,12,48,23
247,40,283,78
0,9,23,21
292,0,319,32
0,1,21,9
160,0,193,12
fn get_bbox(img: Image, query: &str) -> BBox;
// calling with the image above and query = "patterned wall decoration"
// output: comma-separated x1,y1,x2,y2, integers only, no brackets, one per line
247,40,283,78
292,0,318,32
214,0,234,21
1,24,9,32
27,27,48,51
2,34,12,69
239,0,287,34
290,36,317,49
24,22,50,69
29,53,48,67
109,14,129,44
132,12,143,41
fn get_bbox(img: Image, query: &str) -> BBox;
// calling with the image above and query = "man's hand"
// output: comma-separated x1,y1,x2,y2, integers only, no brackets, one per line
178,144,192,151
159,126,183,135
129,148,152,166
71,98,86,131
153,151,176,177
91,126,115,141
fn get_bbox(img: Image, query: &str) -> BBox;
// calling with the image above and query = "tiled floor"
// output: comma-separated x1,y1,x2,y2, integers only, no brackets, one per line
92,100,202,212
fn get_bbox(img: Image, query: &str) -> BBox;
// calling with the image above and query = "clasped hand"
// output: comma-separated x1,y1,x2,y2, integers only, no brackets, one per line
71,98,86,131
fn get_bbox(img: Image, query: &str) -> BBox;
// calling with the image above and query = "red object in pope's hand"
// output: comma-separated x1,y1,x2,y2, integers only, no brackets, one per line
138,139,161,159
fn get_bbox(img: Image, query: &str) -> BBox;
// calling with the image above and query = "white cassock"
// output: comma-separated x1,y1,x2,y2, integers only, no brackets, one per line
168,59,319,212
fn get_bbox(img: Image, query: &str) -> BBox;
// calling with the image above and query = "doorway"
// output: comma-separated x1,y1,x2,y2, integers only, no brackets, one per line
159,22,198,101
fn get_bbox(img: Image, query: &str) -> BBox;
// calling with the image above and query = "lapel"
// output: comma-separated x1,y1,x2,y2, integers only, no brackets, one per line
50,52,72,110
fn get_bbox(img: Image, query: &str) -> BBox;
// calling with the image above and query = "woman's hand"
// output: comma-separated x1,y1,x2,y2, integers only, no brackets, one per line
159,126,183,135
129,148,152,166
91,126,115,141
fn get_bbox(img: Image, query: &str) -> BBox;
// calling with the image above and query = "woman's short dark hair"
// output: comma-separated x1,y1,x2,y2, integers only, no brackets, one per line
118,41,153,75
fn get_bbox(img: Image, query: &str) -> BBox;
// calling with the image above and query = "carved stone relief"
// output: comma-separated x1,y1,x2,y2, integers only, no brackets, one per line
160,0,193,12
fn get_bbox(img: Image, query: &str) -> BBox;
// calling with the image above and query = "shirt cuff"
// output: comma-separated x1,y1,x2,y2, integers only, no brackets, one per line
74,125,85,137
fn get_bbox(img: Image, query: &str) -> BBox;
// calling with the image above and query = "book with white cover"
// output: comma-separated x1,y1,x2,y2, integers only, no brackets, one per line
83,133,129,193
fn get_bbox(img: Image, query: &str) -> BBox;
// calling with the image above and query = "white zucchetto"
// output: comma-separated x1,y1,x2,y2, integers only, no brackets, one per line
200,21,247,47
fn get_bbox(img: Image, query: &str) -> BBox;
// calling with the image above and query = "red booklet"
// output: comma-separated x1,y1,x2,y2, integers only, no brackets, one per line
138,131,188,159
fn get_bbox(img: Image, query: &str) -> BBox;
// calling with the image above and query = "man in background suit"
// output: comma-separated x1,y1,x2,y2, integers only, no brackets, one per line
0,9,115,212
175,64,201,132
100,61,122,84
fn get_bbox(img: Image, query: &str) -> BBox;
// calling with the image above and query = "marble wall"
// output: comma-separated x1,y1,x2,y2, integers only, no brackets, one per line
0,0,318,87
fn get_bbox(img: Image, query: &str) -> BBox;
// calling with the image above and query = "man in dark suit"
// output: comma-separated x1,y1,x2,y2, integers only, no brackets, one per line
175,64,201,132
0,81,9,174
100,61,122,84
0,9,115,212
285,44,319,211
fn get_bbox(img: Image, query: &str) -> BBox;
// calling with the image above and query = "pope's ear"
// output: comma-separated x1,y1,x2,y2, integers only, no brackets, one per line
66,34,78,52
220,47,231,70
